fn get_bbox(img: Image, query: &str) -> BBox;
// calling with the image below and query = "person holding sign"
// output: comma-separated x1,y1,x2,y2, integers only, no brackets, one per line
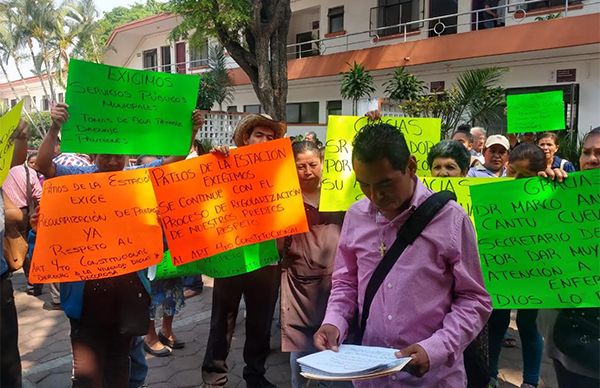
32,103,203,388
537,132,575,173
538,127,600,388
488,143,546,388
202,114,285,388
280,140,346,388
314,122,492,386
467,135,510,178
1,117,29,388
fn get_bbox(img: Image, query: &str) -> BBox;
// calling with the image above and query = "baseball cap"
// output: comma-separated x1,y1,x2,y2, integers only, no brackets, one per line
484,134,510,150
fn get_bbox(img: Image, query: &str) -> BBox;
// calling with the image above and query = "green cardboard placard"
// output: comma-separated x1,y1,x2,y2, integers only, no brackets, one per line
62,59,200,155
506,90,565,133
470,170,600,309
153,240,279,280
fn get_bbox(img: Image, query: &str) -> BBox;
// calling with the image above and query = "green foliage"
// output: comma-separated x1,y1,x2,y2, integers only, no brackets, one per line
169,0,251,44
207,44,233,111
340,62,376,115
400,67,507,138
94,0,169,57
535,13,561,21
196,72,219,110
383,67,426,101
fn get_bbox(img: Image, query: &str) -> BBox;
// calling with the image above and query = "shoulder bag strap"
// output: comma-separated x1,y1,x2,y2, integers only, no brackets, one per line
24,165,35,215
358,190,456,342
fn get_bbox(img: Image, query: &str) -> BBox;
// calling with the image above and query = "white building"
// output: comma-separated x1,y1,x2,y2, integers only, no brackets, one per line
0,73,66,113
3,0,599,142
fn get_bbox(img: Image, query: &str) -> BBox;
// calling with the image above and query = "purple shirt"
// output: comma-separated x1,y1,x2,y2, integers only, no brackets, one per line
323,177,492,387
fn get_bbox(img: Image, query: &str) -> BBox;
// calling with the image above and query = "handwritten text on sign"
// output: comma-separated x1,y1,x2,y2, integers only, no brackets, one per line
470,170,600,309
152,242,279,280
0,100,24,185
421,177,512,224
150,138,308,265
30,169,164,283
320,116,441,212
506,90,565,134
62,59,199,155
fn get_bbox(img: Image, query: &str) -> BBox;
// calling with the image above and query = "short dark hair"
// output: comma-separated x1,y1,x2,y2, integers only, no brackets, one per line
457,123,471,132
451,129,474,144
352,122,410,171
292,140,322,160
509,143,546,173
537,132,559,146
582,127,600,145
427,140,471,174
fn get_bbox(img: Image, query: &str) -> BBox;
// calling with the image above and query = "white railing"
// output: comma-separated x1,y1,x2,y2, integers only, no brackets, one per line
197,111,248,145
286,0,596,59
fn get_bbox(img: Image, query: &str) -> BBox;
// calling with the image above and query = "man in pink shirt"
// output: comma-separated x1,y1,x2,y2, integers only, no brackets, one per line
314,122,492,387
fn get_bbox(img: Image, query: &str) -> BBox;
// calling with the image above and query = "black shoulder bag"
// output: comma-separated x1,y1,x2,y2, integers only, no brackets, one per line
356,190,456,343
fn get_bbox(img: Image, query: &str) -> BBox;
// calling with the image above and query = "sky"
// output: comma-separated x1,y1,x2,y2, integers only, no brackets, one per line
95,0,144,16
1,0,149,82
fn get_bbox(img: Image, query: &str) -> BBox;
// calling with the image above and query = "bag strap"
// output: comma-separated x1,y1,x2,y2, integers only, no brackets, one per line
358,190,456,342
24,165,35,215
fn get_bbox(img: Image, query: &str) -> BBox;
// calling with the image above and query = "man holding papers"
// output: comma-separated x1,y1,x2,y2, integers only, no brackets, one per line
314,122,492,386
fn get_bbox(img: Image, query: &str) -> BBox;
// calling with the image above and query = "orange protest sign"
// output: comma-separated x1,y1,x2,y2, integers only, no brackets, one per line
29,168,164,283
150,138,308,265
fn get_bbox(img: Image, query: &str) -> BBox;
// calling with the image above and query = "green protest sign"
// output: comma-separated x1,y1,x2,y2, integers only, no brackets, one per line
470,170,600,309
320,115,441,211
506,90,565,133
62,59,200,155
153,240,279,279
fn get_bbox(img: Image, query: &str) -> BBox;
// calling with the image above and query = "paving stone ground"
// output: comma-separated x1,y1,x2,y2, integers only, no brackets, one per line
11,271,557,387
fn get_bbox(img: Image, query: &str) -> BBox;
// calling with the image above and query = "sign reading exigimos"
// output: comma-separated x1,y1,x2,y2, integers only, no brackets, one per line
62,59,200,155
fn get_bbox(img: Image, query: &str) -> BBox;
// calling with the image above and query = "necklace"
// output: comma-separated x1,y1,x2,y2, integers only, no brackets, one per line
378,241,387,258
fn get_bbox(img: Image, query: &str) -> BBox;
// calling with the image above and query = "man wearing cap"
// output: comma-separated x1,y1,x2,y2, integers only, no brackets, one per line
467,134,510,178
202,113,286,388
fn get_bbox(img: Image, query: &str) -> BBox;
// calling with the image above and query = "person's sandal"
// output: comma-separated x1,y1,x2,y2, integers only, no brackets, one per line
143,341,171,357
158,331,185,349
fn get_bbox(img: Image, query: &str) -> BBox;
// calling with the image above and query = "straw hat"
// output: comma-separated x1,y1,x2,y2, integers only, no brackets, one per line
233,113,286,146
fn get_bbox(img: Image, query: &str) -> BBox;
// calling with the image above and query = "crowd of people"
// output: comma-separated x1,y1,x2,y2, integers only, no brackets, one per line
0,102,598,388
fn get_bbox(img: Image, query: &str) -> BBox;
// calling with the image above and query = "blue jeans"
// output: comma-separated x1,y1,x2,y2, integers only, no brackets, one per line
489,309,543,386
129,336,147,388
182,275,203,291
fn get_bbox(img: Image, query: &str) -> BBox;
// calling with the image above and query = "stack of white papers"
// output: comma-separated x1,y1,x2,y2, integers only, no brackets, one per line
297,345,411,381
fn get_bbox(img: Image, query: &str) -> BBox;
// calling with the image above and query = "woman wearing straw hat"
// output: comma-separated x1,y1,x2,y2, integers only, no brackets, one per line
202,113,286,388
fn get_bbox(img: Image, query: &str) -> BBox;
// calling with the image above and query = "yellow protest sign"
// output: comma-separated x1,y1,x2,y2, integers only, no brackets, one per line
0,100,24,185
421,177,513,224
320,115,441,211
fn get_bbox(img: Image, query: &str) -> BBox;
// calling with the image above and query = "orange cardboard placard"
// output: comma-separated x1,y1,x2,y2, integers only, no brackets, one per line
150,138,308,265
29,168,164,283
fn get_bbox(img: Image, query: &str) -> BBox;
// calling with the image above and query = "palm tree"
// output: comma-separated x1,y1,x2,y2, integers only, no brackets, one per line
0,9,46,135
207,44,233,111
400,67,507,138
383,66,426,101
340,62,376,115
6,0,51,101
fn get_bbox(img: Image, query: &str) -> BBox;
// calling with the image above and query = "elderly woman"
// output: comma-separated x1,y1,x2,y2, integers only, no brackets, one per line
427,140,471,177
280,140,346,388
537,132,575,173
427,139,490,388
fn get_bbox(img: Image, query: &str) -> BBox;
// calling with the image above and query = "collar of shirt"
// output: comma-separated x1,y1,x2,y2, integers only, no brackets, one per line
368,176,431,229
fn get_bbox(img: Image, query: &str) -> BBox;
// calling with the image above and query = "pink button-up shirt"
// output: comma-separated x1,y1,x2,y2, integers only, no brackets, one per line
323,177,492,387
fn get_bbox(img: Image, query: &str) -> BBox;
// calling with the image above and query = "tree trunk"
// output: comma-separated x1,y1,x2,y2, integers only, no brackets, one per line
10,55,47,135
40,41,56,102
213,0,291,121
27,39,50,100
